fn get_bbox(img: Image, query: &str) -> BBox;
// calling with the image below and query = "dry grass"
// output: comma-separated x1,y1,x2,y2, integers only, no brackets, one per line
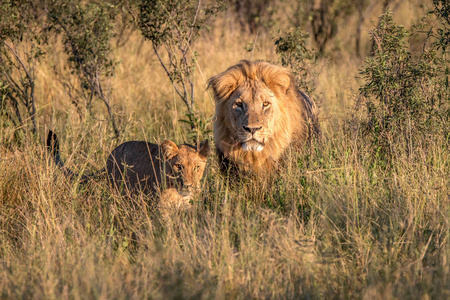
1,1,449,299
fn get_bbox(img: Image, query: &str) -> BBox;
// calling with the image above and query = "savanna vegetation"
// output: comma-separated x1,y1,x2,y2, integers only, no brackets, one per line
0,0,448,298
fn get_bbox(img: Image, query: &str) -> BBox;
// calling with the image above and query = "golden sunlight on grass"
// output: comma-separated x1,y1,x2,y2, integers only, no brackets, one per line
0,1,448,299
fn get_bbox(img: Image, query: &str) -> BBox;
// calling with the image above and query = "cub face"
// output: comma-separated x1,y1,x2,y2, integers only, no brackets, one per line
161,140,209,194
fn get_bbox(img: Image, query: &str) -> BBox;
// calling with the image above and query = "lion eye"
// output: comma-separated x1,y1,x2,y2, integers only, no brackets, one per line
174,163,183,171
193,165,200,172
234,101,243,109
263,102,270,108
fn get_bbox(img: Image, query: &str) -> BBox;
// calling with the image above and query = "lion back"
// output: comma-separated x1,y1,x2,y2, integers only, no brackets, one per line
106,141,162,193
297,90,321,142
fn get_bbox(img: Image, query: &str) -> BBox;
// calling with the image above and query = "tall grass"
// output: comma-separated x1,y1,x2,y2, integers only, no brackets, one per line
0,1,448,299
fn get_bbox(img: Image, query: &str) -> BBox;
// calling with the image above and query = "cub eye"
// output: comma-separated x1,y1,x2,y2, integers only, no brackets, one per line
174,163,183,171
193,165,200,172
234,101,243,109
263,101,270,108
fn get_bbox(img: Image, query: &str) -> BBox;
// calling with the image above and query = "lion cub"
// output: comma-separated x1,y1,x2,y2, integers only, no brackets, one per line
107,139,209,200
47,131,209,207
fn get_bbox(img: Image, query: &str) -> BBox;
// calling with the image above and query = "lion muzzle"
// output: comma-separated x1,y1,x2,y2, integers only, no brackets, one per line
241,139,265,152
241,126,265,152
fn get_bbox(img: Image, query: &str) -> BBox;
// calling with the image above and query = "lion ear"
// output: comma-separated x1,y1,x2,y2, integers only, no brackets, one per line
161,140,179,160
207,71,243,101
265,71,291,95
197,140,210,160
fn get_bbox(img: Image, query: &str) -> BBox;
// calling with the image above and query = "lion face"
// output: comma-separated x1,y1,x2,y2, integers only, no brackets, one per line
227,82,280,152
208,60,319,173
162,140,209,194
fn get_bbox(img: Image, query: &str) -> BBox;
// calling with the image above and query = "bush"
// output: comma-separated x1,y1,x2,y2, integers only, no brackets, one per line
0,0,46,139
47,0,121,139
274,28,318,95
359,9,449,160
138,0,224,142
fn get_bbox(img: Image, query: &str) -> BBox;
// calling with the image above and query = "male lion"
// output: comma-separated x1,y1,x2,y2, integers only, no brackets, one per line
47,131,209,207
207,60,320,174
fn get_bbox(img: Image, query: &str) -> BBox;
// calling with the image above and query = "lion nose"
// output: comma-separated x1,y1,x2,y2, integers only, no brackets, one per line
243,126,262,134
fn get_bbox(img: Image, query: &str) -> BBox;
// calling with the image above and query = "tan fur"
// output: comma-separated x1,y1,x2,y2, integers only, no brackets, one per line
107,140,209,200
159,188,192,209
207,60,319,173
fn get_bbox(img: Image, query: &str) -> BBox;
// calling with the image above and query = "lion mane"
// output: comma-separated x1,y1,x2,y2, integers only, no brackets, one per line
207,60,320,173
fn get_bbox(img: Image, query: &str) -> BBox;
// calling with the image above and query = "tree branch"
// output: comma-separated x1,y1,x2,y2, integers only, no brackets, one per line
185,0,201,50
3,72,26,106
3,41,33,85
152,42,185,100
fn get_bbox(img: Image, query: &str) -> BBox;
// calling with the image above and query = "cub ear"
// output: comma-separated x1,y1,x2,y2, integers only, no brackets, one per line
197,140,210,160
161,140,179,160
207,69,243,101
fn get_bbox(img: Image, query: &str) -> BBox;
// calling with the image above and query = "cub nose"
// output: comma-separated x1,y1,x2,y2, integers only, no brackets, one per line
243,126,262,134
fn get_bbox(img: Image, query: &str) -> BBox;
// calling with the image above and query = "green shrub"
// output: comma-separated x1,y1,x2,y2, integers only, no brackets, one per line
359,9,449,160
47,0,121,139
0,0,46,139
138,0,225,143
274,28,318,95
